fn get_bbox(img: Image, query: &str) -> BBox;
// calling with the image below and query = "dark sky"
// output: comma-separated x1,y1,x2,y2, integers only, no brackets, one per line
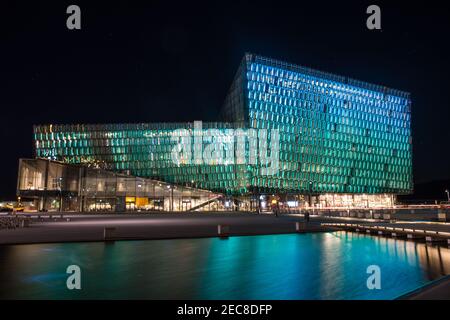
1,1,450,199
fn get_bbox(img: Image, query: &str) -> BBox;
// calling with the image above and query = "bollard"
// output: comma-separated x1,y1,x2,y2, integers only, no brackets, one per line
438,209,447,222
295,221,304,232
24,218,30,227
407,233,424,239
217,224,229,239
104,227,116,241
425,236,445,243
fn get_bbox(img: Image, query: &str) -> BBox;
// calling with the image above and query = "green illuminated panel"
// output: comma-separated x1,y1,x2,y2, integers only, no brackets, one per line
33,54,413,195
33,123,249,195
240,54,412,194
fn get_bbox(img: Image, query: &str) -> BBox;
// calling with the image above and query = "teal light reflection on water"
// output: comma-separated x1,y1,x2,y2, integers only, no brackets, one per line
0,232,448,300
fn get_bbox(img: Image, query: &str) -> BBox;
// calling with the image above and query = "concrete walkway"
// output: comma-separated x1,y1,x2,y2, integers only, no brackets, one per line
2,212,450,245
397,275,450,300
0,213,328,245
309,215,450,233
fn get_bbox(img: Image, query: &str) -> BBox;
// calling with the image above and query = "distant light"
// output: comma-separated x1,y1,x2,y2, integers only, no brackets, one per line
287,201,298,207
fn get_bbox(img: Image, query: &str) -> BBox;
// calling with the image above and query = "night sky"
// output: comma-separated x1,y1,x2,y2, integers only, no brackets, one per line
2,1,450,199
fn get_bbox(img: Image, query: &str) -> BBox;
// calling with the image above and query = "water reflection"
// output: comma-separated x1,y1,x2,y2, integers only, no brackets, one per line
0,232,448,299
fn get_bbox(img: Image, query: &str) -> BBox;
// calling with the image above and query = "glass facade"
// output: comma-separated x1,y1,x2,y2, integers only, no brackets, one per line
32,53,413,198
17,158,222,212
33,122,249,195
222,54,413,195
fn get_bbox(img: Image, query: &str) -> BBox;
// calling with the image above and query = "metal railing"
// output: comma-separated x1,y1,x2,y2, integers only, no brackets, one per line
321,222,450,238
0,216,32,229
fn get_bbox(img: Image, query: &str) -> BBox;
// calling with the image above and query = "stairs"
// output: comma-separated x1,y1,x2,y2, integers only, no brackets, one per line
188,195,224,211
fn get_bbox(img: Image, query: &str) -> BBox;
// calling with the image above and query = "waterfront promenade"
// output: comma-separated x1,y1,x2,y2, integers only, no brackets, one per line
1,212,450,245
0,213,328,244
397,275,450,300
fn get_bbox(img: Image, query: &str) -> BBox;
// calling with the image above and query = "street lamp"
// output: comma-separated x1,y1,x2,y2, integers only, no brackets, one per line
308,181,313,207
304,181,313,222
167,185,174,211
445,189,450,201
58,177,63,212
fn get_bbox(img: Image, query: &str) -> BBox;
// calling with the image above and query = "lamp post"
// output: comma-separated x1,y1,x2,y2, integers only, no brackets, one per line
308,181,313,207
58,177,63,212
445,189,450,202
167,185,174,211
308,181,313,219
